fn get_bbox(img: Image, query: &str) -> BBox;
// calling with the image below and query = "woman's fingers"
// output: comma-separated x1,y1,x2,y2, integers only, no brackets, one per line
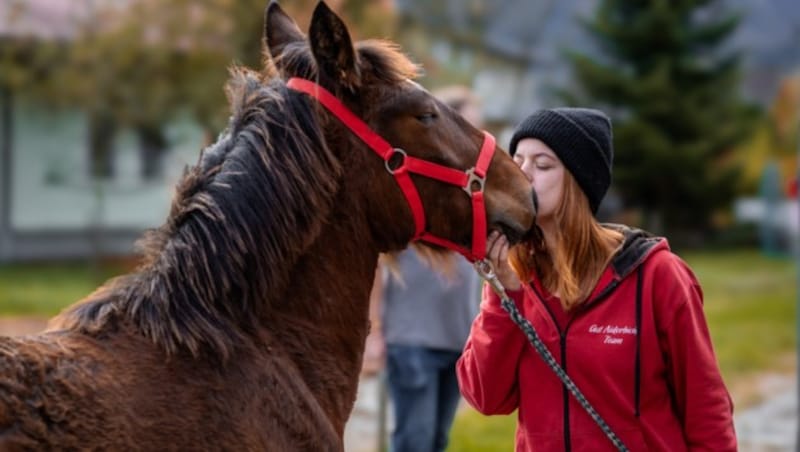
486,231,503,262
486,231,509,267
485,231,521,290
497,235,508,263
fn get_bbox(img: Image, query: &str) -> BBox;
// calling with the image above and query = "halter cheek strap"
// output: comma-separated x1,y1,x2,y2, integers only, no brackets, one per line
287,77,495,262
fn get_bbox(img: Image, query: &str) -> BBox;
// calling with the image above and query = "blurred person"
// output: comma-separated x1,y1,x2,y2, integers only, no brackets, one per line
456,108,736,451
361,87,483,452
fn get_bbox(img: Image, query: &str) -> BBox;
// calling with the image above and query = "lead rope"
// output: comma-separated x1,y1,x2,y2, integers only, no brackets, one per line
474,259,628,452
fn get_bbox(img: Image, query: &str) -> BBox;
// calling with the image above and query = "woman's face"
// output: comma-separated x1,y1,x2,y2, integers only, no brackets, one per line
513,138,565,222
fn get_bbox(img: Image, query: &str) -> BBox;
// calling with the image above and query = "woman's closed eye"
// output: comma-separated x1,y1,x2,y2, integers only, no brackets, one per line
533,154,558,170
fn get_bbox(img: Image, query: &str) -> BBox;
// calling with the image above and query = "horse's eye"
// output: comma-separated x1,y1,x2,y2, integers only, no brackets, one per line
416,113,437,125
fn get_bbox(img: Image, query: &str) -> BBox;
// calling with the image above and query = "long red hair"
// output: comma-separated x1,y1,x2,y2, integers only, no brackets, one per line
510,172,622,310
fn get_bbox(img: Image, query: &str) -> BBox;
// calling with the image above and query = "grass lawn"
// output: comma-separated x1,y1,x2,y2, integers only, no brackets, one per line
0,261,129,316
448,249,797,451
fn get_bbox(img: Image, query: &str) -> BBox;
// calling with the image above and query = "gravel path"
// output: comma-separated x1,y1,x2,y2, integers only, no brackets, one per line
344,375,390,452
735,374,797,452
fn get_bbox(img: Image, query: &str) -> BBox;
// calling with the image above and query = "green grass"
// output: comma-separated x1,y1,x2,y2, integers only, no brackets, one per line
691,250,796,377
0,261,127,316
448,249,797,452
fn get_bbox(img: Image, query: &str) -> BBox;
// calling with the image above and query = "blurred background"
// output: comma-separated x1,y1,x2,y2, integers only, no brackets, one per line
0,0,797,450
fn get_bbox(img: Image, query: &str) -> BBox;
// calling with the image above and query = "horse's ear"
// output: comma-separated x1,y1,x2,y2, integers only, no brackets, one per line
309,1,360,91
264,1,305,64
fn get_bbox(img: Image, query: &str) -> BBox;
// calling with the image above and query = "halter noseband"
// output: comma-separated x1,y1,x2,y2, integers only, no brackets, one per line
287,77,495,262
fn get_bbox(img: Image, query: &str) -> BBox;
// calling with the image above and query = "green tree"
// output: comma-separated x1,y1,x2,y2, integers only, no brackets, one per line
568,0,757,240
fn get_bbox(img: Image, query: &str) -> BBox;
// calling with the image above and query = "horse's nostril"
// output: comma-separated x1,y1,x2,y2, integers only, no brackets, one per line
531,190,539,215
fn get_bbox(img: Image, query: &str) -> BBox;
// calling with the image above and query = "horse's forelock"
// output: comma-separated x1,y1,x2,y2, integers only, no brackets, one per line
266,38,419,86
356,40,421,83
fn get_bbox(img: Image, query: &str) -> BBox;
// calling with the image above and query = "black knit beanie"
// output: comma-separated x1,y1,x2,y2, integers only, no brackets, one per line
509,108,613,214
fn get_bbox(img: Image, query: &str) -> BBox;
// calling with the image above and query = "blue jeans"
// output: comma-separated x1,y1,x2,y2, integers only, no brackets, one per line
386,344,463,452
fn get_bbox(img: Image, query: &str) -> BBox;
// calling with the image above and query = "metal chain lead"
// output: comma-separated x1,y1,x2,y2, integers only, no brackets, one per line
474,259,628,452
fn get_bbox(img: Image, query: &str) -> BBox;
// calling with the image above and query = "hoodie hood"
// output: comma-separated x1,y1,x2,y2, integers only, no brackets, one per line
604,224,667,280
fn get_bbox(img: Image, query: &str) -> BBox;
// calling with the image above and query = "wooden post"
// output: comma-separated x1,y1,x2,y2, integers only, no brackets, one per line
377,371,388,452
0,83,13,262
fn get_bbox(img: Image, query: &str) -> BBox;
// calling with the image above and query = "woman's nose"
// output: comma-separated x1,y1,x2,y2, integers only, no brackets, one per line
520,164,534,183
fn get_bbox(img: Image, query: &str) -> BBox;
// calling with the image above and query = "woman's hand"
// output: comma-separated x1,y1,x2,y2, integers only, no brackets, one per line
361,327,385,377
486,231,521,291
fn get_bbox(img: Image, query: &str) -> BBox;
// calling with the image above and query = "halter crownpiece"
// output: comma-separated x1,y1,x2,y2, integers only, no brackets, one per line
287,77,495,262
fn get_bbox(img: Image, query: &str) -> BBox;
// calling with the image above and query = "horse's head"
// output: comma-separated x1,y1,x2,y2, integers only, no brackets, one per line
264,1,536,258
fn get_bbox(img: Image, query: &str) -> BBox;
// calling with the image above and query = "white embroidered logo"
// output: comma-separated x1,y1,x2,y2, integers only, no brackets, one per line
588,324,637,345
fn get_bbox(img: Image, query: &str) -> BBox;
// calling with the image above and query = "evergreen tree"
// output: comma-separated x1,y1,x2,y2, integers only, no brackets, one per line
568,0,756,240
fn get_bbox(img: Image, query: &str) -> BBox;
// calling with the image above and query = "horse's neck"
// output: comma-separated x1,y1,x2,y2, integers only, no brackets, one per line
266,214,379,433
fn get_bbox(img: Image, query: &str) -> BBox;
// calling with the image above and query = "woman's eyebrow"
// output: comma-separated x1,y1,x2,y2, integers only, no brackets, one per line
533,153,556,161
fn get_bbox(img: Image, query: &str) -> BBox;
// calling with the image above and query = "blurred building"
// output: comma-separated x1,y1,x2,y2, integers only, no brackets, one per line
393,0,800,134
0,0,202,263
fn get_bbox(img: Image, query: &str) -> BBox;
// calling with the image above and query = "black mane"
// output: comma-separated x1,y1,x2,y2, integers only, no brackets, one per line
54,68,343,360
54,40,419,360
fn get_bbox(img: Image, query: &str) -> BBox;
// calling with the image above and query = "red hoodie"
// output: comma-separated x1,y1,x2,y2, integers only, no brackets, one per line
457,228,736,451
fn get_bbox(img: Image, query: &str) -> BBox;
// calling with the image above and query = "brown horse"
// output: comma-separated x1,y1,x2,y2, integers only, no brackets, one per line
0,2,536,450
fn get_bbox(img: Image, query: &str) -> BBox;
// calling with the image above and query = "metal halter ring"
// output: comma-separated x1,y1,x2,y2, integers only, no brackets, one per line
385,148,407,174
462,167,485,195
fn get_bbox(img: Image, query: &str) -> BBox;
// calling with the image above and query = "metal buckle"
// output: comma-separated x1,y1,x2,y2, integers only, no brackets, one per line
462,167,485,195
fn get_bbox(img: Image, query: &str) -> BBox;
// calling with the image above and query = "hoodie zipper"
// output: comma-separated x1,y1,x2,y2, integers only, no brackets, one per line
531,279,621,452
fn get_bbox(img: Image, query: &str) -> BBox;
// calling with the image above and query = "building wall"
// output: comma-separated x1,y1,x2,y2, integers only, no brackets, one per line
1,96,205,262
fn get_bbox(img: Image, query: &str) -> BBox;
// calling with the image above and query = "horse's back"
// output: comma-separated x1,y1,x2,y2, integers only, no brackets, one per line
0,331,213,450
0,332,129,450
0,330,343,451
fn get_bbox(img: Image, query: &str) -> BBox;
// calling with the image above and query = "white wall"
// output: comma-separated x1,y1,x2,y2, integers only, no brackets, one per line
10,101,204,232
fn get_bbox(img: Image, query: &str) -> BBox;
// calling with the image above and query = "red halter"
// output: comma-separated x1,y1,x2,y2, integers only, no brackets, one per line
287,77,495,262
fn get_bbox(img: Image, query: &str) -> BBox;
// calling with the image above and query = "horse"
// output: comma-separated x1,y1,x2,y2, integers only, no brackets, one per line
0,2,536,450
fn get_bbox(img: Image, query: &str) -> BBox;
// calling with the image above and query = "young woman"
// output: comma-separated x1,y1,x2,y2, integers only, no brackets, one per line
456,108,736,451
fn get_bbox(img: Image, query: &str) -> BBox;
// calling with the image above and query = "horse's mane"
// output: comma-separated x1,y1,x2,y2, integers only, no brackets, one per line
52,68,341,359
51,40,420,361
52,40,419,361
